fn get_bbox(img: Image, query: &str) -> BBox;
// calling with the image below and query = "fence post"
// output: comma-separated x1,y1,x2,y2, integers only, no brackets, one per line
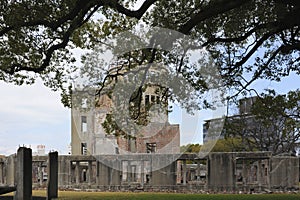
47,151,58,200
14,147,32,200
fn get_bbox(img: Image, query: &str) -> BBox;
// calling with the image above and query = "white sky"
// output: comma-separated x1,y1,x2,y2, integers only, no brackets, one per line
0,80,70,155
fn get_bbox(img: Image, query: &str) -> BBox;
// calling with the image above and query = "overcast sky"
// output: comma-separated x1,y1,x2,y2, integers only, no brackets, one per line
0,80,71,155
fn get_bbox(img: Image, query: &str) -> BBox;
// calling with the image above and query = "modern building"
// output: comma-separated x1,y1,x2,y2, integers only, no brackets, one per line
203,96,257,143
203,96,299,155
31,144,47,156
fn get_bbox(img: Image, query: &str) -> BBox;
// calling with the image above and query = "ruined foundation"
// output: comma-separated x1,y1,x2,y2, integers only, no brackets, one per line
0,152,299,193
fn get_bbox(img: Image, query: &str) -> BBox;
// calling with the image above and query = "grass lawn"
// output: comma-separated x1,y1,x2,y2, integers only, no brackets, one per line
2,190,300,200
28,190,300,200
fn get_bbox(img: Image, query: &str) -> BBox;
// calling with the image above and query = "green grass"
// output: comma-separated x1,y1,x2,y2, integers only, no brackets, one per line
31,190,300,200
2,190,300,200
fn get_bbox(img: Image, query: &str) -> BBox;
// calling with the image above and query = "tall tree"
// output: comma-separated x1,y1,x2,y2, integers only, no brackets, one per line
0,0,299,106
224,90,300,155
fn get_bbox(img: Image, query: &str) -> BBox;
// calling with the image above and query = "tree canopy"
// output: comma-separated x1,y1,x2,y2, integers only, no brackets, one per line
180,138,245,153
1,0,300,106
224,90,300,155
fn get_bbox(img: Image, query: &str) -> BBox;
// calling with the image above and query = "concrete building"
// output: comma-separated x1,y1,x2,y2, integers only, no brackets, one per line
203,97,257,144
32,145,46,156
203,96,299,155
71,65,180,155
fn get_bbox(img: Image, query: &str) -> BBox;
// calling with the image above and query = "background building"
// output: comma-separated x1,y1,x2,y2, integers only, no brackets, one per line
203,96,299,155
203,97,257,144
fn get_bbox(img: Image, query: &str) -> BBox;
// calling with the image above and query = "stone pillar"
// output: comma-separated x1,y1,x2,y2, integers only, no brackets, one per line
58,156,71,187
182,160,187,186
141,161,144,187
208,153,235,191
39,163,43,186
196,160,200,181
205,159,209,190
127,160,131,183
97,161,109,185
96,161,100,185
75,162,80,184
6,155,16,186
47,152,58,200
14,147,32,200
0,162,3,184
110,160,121,186
257,160,262,192
242,160,247,190
266,159,271,190
88,161,93,185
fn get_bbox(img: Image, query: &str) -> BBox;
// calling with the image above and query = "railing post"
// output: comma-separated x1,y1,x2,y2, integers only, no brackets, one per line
14,147,32,200
47,151,58,200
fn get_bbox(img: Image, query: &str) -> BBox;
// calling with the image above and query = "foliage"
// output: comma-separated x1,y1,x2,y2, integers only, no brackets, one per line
224,90,300,155
0,0,299,106
180,143,202,153
1,0,300,145
181,138,245,154
210,138,246,152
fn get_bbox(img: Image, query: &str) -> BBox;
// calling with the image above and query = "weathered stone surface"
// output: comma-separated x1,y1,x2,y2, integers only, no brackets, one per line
5,155,16,186
208,153,235,191
270,157,299,190
1,151,299,193
47,151,58,200
14,147,32,200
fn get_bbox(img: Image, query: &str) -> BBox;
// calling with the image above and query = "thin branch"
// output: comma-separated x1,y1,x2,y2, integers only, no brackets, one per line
234,28,284,68
203,21,281,46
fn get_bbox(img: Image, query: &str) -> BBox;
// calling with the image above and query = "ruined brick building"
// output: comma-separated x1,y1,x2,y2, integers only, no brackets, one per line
71,65,180,155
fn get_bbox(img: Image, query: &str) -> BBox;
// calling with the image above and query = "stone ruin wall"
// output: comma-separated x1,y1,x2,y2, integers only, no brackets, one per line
0,152,299,193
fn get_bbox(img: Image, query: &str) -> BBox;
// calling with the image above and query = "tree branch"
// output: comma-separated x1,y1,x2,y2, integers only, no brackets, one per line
203,21,281,45
7,1,97,74
234,29,284,68
179,0,252,34
108,0,157,19
2,0,157,75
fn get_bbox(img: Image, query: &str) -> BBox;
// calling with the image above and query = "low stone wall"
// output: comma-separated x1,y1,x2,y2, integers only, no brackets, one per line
0,152,299,193
270,157,299,190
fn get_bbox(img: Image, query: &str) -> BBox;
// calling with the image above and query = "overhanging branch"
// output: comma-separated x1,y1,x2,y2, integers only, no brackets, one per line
179,0,252,34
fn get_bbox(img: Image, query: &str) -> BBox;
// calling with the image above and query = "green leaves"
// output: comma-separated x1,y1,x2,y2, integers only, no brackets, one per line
0,0,299,109
224,90,300,155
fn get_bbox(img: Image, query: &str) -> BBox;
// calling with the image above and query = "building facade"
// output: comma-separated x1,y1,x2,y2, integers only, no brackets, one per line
203,97,257,144
71,65,180,155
